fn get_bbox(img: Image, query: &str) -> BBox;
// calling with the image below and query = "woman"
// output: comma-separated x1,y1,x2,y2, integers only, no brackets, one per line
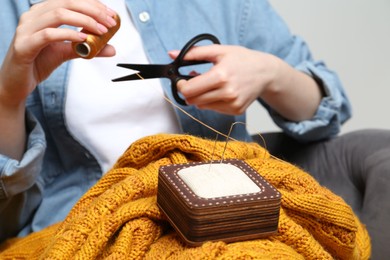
0,0,387,258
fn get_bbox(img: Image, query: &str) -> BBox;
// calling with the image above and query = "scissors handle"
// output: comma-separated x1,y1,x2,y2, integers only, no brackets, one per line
172,33,220,105
176,33,220,63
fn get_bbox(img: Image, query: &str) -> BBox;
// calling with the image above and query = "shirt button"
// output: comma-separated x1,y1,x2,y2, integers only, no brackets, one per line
139,11,150,23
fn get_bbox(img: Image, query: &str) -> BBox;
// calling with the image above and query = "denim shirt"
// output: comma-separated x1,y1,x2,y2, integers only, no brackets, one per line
0,0,351,240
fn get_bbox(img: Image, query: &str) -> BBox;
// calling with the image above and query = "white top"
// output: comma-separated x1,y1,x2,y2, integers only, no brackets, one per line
65,0,181,173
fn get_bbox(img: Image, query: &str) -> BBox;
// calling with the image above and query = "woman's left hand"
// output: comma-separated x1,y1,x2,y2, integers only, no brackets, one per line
169,44,280,115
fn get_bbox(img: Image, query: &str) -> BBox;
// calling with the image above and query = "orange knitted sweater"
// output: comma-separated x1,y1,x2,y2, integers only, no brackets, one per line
0,134,371,259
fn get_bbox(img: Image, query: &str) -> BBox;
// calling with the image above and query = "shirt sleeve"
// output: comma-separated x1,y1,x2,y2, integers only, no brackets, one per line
262,58,352,142
0,111,46,241
245,0,352,142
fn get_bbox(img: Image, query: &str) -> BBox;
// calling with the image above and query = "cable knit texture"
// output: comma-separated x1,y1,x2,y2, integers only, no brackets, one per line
0,134,371,259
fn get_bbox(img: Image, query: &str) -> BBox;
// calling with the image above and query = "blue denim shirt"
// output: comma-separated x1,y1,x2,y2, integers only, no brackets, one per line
0,0,351,240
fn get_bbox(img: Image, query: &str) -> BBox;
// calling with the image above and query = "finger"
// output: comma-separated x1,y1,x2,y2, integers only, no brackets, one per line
94,44,116,57
14,27,87,61
194,93,249,116
31,0,116,28
185,84,236,107
22,0,117,34
169,44,225,62
182,44,226,62
197,101,245,116
22,9,112,38
177,67,226,99
185,88,222,106
183,87,239,114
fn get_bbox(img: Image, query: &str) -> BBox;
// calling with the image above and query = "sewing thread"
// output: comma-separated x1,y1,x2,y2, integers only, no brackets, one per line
72,14,121,59
135,73,270,165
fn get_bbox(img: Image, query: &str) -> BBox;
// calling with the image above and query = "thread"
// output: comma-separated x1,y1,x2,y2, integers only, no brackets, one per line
209,134,219,171
134,73,271,164
72,14,121,59
220,122,246,163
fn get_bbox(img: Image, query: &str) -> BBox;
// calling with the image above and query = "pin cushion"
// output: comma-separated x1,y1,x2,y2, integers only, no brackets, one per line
157,159,281,246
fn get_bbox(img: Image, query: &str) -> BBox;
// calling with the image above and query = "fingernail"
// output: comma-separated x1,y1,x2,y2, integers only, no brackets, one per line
107,15,117,27
97,23,108,33
78,32,88,40
106,7,116,17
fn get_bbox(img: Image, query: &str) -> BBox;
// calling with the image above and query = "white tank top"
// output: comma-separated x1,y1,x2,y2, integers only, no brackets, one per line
65,0,181,173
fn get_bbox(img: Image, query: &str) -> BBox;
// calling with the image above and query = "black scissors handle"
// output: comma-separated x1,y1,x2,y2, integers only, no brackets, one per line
170,33,220,105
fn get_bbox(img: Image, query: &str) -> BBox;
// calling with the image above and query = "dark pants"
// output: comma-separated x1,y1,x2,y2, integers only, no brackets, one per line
254,129,390,260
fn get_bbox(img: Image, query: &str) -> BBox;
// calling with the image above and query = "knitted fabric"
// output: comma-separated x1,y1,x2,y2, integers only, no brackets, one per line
0,134,371,259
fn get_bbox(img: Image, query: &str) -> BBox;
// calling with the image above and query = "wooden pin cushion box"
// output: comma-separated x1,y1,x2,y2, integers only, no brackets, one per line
157,159,281,246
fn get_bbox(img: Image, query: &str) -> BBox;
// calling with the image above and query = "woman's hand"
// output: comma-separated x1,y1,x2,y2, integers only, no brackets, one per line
0,0,117,159
0,0,117,107
170,44,322,121
170,45,278,115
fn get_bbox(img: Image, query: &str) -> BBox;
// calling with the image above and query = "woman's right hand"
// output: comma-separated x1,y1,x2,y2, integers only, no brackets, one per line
0,0,117,159
0,0,117,108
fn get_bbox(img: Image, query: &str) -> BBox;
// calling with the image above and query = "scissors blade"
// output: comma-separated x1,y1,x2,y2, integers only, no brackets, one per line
112,63,171,82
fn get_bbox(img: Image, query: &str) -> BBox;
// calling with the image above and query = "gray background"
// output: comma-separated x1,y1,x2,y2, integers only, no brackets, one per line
247,0,390,135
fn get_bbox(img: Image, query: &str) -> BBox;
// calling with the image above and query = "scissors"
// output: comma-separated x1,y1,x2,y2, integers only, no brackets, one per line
112,33,220,106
